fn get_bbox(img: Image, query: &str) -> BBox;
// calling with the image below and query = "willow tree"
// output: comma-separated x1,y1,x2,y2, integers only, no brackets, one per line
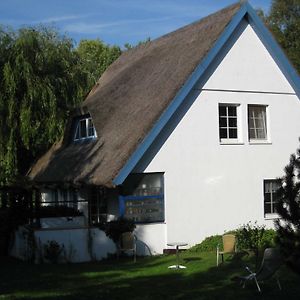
0,26,88,186
76,39,121,91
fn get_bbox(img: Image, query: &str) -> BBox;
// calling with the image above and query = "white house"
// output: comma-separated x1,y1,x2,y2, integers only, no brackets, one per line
22,2,300,262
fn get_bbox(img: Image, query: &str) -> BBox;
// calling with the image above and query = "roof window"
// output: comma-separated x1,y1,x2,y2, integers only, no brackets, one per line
74,116,97,141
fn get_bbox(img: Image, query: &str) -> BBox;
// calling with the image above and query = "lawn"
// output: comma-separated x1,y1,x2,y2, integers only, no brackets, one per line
0,251,299,300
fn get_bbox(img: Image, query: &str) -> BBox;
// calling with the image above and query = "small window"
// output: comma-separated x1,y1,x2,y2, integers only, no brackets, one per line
248,105,267,141
219,104,240,142
120,173,164,223
74,116,97,141
264,180,280,215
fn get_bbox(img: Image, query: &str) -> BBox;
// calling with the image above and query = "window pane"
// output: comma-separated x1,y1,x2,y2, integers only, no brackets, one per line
229,128,237,138
257,129,266,139
219,106,226,116
220,128,227,139
248,118,254,129
124,197,164,222
264,203,271,214
264,181,271,193
228,106,237,116
80,120,87,138
255,118,265,130
229,117,237,127
219,117,227,127
88,119,95,137
75,126,80,140
249,129,256,139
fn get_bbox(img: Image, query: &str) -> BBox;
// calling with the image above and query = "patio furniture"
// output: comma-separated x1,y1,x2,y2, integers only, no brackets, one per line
217,234,236,266
239,247,282,292
117,232,137,262
167,242,188,269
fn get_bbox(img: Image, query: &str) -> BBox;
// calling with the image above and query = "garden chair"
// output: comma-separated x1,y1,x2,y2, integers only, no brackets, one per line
217,234,236,266
117,232,137,262
239,247,282,292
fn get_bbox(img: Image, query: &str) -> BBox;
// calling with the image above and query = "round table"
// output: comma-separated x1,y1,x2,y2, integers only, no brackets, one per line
167,242,188,269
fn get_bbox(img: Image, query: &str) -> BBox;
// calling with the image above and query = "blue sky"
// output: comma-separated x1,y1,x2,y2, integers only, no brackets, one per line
0,0,272,47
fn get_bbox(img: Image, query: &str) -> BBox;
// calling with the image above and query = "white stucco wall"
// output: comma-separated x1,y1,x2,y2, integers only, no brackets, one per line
134,22,300,249
11,227,117,263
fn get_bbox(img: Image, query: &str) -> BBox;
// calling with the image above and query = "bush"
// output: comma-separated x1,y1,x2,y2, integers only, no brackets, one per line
104,217,136,244
43,240,64,263
235,221,276,252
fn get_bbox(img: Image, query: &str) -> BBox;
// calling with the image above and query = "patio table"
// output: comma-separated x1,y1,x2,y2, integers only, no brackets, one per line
167,242,188,269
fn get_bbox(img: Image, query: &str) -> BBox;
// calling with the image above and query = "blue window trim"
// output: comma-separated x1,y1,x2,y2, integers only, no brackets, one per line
119,194,165,224
113,2,300,186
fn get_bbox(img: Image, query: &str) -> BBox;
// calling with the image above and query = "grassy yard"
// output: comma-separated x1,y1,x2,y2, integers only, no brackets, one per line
0,251,300,300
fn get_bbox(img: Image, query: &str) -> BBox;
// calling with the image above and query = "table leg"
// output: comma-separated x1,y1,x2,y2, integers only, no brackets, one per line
168,245,186,269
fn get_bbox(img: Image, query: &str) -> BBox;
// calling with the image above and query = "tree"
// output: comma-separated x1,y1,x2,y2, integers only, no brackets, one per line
0,26,88,186
76,39,121,91
275,143,300,274
265,0,300,73
124,37,151,51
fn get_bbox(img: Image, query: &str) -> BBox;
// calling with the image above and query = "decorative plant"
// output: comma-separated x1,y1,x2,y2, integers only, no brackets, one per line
43,240,64,264
104,217,136,244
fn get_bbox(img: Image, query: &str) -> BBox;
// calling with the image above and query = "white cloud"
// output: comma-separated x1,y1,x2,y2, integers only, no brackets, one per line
64,16,177,34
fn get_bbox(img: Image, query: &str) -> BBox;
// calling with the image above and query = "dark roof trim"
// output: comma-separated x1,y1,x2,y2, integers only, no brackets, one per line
113,2,300,185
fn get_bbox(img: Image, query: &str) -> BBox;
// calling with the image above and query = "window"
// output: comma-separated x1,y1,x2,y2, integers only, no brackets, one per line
219,104,240,142
248,105,268,141
264,180,280,215
74,116,97,141
120,173,164,223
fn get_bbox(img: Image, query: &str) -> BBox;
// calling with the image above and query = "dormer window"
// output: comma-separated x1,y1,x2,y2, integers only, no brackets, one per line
74,116,97,141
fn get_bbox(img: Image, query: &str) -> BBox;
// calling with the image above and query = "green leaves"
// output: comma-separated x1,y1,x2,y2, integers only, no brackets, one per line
265,0,300,73
76,39,121,91
0,26,88,185
0,26,122,186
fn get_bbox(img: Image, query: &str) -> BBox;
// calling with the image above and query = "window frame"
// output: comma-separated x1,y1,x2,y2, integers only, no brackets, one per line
74,116,97,141
119,172,165,224
218,103,242,144
248,105,269,143
263,179,281,218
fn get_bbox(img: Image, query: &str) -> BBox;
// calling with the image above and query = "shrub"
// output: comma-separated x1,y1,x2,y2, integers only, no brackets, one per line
43,240,64,263
235,221,276,252
104,217,136,244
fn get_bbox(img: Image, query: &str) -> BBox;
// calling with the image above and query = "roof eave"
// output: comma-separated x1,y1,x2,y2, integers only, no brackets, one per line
113,2,248,186
114,2,299,185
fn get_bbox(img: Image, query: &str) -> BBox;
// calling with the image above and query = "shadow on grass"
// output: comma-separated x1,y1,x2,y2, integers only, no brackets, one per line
0,254,300,300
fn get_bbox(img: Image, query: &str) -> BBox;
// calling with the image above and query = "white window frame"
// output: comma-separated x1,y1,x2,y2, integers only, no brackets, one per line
264,179,281,219
218,103,242,144
248,105,269,143
74,117,97,141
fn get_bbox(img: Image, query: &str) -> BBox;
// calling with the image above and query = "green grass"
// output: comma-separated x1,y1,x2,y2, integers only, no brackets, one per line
0,251,299,300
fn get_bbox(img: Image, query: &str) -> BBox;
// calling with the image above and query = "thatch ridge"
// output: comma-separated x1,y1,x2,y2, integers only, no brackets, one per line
28,3,242,187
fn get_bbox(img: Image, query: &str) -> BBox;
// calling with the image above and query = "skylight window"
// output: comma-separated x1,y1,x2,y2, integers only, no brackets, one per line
74,117,97,141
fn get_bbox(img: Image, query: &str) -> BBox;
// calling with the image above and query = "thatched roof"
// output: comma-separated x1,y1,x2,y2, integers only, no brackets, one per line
28,2,242,187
